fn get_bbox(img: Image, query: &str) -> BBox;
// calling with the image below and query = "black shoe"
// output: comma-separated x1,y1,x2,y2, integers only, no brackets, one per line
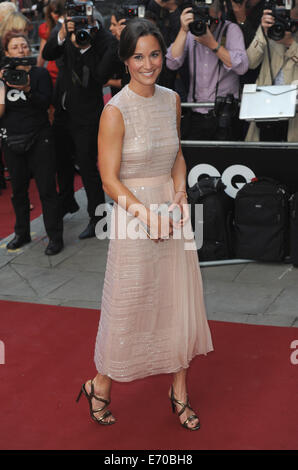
6,234,31,250
78,222,96,240
61,200,80,218
45,239,64,256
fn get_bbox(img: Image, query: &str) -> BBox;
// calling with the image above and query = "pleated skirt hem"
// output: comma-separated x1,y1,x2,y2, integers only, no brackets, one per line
95,346,214,383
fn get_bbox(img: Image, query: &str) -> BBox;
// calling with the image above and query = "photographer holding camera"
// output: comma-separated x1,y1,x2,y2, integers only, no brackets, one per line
42,1,114,239
101,6,134,95
0,31,64,255
145,0,184,88
245,1,298,141
146,1,182,44
166,0,248,141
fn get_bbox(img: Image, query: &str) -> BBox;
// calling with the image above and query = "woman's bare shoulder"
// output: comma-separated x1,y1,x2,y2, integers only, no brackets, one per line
100,103,124,134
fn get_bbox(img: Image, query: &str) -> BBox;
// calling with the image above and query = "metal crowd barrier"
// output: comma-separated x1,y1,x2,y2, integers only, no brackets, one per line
180,101,298,147
182,141,298,148
180,101,298,267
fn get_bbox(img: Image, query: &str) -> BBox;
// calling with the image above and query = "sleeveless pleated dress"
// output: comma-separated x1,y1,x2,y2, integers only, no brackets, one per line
94,84,213,382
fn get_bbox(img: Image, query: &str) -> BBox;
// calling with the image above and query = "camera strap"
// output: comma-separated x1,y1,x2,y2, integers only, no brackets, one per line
191,21,234,104
71,67,90,88
191,20,225,102
262,26,275,84
192,40,197,103
214,21,229,100
69,45,90,88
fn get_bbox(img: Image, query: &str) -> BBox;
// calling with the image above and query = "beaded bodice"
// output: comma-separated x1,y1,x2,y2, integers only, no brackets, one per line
106,85,179,180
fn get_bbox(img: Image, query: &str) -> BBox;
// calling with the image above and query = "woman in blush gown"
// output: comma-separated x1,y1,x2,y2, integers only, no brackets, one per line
76,18,213,431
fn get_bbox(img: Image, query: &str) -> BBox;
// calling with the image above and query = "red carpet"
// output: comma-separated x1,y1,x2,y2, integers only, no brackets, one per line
0,175,83,240
0,300,297,450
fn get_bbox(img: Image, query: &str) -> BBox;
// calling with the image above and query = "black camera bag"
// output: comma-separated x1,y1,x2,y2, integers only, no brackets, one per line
6,131,38,155
289,192,298,267
188,176,234,261
233,177,290,261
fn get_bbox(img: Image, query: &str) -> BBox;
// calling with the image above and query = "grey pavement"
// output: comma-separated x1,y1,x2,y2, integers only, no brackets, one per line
0,187,298,328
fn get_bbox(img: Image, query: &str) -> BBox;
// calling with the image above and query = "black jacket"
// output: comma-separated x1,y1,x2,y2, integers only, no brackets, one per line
42,23,114,125
145,0,181,47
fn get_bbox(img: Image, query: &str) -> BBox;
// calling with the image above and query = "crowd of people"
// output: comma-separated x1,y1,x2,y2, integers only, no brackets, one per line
0,0,298,254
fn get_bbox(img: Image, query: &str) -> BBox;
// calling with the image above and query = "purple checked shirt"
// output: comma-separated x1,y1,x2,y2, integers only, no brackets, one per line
166,21,249,113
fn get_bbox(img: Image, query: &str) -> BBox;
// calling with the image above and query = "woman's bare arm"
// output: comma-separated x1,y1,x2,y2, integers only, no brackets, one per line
171,93,187,193
98,105,151,226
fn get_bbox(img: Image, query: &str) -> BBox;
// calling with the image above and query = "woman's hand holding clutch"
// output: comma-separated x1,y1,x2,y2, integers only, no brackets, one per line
146,212,174,243
168,191,189,228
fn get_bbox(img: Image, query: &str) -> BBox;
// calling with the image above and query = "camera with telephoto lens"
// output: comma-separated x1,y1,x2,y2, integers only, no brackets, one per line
65,0,99,47
182,0,217,36
118,2,146,21
264,0,298,41
1,57,36,86
214,94,239,129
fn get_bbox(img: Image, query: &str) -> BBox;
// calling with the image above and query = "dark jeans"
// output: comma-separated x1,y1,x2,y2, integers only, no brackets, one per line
52,111,77,212
69,120,105,222
4,127,63,241
0,147,5,189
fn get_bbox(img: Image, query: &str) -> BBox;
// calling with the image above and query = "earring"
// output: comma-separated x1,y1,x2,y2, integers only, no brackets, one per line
125,64,129,74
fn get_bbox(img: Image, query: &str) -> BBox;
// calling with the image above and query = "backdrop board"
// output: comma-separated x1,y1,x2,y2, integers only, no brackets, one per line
182,142,298,200
181,142,298,265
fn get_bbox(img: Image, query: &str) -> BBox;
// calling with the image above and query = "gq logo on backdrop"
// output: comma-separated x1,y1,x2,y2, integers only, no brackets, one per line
188,164,256,199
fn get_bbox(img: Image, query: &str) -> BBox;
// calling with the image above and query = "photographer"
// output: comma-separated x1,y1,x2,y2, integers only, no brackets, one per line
226,0,266,137
245,3,298,141
146,0,182,44
227,0,265,48
0,2,18,192
102,7,132,95
166,0,248,140
37,1,79,218
0,31,64,255
42,1,114,239
146,0,183,88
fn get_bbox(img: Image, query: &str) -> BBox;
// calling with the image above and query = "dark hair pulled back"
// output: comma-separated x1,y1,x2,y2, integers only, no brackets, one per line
118,18,167,63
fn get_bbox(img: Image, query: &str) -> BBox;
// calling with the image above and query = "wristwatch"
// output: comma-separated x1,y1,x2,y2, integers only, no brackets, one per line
212,43,221,53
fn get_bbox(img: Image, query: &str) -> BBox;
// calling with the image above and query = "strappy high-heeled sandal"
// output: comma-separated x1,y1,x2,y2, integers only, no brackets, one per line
169,385,200,431
76,380,116,425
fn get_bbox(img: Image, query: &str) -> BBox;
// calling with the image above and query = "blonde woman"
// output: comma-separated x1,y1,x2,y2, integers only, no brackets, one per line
0,11,31,41
0,2,18,58
0,2,17,23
